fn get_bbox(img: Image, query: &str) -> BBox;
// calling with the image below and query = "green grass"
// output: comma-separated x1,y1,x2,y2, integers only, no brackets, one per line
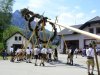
0,56,11,60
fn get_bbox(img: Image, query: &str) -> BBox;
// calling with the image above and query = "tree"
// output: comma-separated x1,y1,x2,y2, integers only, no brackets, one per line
0,25,21,53
3,25,21,40
0,0,14,52
0,0,14,28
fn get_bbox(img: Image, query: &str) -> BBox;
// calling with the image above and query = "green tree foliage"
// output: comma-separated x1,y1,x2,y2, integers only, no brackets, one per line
3,25,21,40
0,43,4,52
0,0,14,53
0,25,21,53
0,0,14,28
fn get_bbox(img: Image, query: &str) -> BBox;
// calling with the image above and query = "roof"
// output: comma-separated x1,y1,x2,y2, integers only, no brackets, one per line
58,24,82,35
5,31,32,44
79,16,100,30
87,16,100,22
58,16,100,35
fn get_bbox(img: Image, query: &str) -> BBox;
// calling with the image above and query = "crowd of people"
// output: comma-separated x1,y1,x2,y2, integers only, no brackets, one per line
66,44,95,75
8,45,58,66
1,43,99,75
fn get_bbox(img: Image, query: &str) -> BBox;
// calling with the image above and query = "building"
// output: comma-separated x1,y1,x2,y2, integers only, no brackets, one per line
58,16,100,53
6,32,32,53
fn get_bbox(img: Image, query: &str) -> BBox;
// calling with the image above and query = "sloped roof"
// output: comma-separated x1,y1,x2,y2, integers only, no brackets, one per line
5,31,32,43
58,16,100,35
58,24,82,35
79,16,100,30
87,16,100,22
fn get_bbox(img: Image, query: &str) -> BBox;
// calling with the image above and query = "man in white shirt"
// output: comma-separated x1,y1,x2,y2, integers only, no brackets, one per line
34,46,40,66
10,46,14,62
26,47,31,63
40,46,47,66
10,46,14,53
86,44,95,75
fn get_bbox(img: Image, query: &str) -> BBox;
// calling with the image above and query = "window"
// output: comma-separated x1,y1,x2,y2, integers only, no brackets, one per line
19,36,21,41
15,36,17,41
96,27,100,33
89,28,93,33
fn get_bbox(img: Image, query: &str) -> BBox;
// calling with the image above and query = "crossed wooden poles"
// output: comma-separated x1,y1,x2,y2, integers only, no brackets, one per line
24,16,100,75
48,20,100,75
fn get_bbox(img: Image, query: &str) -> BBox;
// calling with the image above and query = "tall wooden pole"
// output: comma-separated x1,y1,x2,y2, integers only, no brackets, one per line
47,20,100,40
92,41,100,75
47,20,100,74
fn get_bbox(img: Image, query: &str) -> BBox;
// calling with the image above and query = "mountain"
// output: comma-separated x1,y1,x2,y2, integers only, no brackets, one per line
11,10,60,45
11,10,36,30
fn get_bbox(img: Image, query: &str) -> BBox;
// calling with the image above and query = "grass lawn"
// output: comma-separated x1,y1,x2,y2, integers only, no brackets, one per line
0,56,11,60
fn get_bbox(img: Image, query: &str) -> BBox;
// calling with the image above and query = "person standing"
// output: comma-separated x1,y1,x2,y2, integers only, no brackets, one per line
54,48,58,61
86,44,95,75
34,46,40,66
26,47,31,63
47,47,52,62
40,46,47,66
2,50,7,60
67,46,75,65
82,47,86,57
74,48,78,58
15,48,22,61
30,47,33,59
10,46,14,62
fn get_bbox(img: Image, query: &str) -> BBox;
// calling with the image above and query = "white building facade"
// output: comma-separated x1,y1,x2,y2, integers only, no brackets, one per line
6,32,32,53
58,16,100,53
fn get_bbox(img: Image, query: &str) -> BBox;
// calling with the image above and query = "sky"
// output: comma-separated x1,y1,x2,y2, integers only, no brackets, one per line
13,0,100,31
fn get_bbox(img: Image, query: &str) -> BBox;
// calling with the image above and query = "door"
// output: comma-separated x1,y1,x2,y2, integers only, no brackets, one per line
13,44,23,51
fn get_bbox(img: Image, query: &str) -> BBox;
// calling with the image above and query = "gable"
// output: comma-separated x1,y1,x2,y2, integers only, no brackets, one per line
58,16,100,35
79,16,100,30
5,32,32,43
7,33,23,42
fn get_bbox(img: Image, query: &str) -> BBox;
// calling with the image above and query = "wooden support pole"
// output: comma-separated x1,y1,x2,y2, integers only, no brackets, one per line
92,41,100,75
24,29,35,49
48,20,100,75
48,20,100,40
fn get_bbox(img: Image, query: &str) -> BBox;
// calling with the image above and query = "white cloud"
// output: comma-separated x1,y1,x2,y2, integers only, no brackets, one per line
76,13,84,18
57,6,69,12
91,10,97,14
28,0,49,9
58,12,74,25
57,12,85,26
74,6,80,9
